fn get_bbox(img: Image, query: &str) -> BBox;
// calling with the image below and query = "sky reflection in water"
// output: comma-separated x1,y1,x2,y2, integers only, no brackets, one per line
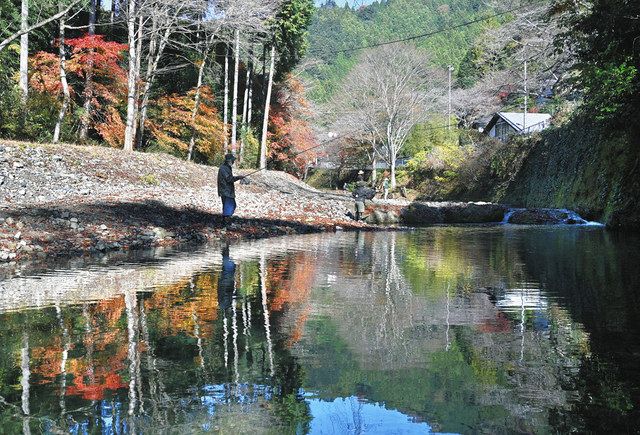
0,226,638,434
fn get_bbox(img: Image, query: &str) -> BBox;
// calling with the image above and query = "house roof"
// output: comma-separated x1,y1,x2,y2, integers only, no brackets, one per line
487,112,552,132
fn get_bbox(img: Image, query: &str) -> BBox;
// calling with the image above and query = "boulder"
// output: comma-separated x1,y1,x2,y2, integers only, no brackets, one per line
507,208,584,225
400,203,444,225
441,203,507,224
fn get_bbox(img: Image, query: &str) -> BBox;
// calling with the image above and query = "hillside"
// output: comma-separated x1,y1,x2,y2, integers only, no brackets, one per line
304,0,496,102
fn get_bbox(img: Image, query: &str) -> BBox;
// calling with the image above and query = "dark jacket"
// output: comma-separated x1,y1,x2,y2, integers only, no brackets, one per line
217,163,241,198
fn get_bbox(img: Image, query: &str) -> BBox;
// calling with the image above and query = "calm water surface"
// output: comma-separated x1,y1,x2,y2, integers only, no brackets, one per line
0,226,639,434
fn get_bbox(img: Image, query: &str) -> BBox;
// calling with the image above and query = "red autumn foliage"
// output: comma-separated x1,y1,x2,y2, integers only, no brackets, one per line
29,34,128,143
267,74,317,178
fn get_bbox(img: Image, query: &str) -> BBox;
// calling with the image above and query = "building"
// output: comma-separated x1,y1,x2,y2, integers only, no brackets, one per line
485,112,552,141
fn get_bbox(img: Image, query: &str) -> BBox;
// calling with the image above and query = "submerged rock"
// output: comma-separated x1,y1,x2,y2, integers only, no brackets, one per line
365,209,400,225
506,208,587,225
400,202,506,225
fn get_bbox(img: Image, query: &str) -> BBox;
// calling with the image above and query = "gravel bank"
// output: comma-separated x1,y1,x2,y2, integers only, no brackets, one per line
0,141,380,265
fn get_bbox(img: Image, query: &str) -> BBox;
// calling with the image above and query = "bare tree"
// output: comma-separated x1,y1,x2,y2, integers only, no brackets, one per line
78,0,97,141
53,6,72,143
467,2,573,117
231,29,240,154
123,0,140,151
260,44,276,170
19,0,28,103
223,47,230,151
0,0,81,53
137,0,198,149
337,44,446,188
121,0,276,153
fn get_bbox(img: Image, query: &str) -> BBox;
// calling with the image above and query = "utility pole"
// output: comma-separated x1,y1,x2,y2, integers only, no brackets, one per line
447,65,453,133
523,60,528,132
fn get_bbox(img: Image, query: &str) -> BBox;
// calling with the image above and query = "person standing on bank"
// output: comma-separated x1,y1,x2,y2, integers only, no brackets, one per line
382,176,390,200
353,170,368,221
217,153,245,222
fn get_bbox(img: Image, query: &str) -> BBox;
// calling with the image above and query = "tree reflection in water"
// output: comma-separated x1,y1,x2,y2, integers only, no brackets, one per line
0,227,637,433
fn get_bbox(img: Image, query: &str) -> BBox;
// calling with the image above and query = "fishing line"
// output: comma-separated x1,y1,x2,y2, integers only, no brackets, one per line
240,123,457,178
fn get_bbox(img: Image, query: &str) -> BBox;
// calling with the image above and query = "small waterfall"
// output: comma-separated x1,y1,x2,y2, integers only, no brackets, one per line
502,208,604,226
501,208,522,224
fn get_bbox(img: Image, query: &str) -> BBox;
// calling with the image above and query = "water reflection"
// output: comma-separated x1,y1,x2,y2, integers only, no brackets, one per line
0,227,638,433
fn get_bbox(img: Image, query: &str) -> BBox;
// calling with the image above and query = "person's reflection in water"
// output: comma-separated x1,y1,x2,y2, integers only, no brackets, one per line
218,243,236,312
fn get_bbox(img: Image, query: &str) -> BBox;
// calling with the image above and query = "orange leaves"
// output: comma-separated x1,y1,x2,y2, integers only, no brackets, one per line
267,74,317,177
95,106,126,148
29,51,63,95
148,85,225,160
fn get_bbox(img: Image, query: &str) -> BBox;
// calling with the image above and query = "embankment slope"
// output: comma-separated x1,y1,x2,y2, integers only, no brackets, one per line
501,117,640,228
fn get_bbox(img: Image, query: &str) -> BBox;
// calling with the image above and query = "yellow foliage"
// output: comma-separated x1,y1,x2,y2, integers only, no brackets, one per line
148,86,225,160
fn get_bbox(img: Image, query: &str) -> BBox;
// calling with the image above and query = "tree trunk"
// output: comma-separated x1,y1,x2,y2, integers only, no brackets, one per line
138,21,172,150
131,13,143,146
19,0,28,104
110,0,117,23
123,0,138,152
247,69,253,126
0,0,80,53
231,29,240,154
223,47,229,152
78,0,97,141
239,59,250,164
187,53,208,161
240,45,253,164
53,12,70,144
260,45,275,170
389,149,397,189
371,142,377,183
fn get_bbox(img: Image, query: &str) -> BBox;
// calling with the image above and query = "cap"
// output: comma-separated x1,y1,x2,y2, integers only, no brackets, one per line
224,153,236,162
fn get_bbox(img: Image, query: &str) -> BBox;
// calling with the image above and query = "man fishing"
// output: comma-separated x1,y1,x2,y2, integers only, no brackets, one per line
217,153,245,222
353,170,374,221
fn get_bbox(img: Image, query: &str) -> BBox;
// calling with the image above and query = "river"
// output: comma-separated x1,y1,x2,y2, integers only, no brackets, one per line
0,226,638,433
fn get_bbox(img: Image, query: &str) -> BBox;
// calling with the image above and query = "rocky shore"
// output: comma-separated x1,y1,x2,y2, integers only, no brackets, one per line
1,141,598,268
1,141,388,265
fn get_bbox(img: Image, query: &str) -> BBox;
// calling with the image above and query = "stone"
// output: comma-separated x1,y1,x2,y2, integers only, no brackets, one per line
100,224,108,230
152,227,167,239
5,217,14,226
12,161,24,169
441,203,507,224
70,217,79,223
52,155,63,161
14,232,21,240
400,203,444,225
96,242,107,251
15,221,24,230
18,189,26,196
61,211,70,219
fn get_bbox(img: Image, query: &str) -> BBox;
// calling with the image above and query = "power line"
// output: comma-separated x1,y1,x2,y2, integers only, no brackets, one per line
308,3,533,56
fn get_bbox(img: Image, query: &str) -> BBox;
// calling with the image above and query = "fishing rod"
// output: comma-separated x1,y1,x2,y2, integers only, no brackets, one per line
239,123,457,179
239,130,364,179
